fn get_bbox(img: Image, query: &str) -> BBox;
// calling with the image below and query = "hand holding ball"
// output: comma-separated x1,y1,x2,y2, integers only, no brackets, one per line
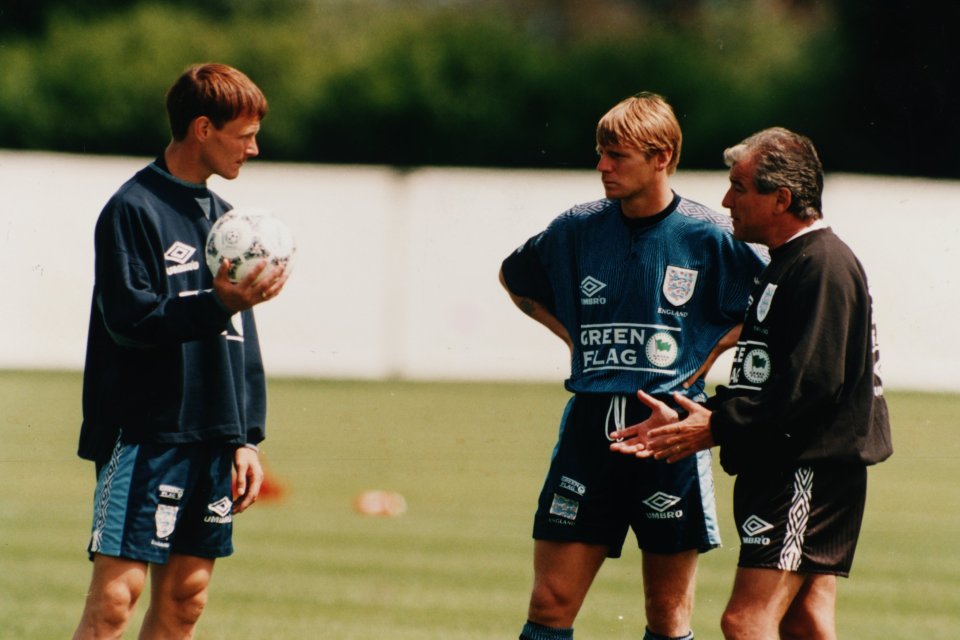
206,208,295,283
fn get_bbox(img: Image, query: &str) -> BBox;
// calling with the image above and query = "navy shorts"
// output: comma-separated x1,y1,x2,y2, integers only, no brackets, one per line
533,393,721,558
87,436,235,564
733,464,868,576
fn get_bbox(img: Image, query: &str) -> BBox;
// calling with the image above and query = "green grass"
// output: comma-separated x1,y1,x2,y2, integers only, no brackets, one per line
1,371,958,638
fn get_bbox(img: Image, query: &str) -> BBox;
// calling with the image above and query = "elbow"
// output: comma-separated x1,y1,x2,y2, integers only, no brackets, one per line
498,268,509,291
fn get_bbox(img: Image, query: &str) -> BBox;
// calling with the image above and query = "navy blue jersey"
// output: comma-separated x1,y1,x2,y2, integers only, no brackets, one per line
502,195,767,397
79,160,267,465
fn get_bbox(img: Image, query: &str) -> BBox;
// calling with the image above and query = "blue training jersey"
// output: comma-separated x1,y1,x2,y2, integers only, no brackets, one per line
502,195,767,398
79,159,267,465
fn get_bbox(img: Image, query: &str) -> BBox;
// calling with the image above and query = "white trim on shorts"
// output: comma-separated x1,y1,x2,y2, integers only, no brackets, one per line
779,466,814,571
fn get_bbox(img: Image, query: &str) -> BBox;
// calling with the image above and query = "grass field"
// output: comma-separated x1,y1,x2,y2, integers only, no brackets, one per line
2,370,959,638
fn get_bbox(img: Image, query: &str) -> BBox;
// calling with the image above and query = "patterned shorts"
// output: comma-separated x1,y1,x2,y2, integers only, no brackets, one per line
733,464,868,576
87,436,235,564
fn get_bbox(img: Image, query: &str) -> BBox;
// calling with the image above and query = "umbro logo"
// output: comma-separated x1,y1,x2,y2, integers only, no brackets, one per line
580,276,607,298
164,241,197,264
643,491,684,520
207,497,233,518
164,241,200,276
643,491,681,513
581,276,608,305
742,515,774,537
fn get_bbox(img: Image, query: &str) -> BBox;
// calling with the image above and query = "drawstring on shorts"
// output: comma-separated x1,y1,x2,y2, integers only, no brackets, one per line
605,395,627,442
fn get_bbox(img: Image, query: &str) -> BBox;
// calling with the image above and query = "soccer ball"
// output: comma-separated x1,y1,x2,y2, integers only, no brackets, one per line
205,208,295,283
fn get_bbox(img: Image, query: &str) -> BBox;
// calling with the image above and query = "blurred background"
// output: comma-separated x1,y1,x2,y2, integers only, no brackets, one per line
1,0,958,176
2,0,958,391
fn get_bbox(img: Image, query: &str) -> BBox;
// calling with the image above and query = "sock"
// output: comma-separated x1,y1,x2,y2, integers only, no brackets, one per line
520,620,574,640
643,628,694,640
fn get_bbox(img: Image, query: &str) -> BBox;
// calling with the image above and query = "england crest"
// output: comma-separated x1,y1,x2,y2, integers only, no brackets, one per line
155,504,179,540
662,266,698,306
756,283,778,322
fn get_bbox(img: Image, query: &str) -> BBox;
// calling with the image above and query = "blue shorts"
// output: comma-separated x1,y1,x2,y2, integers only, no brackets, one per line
87,436,235,564
533,393,721,558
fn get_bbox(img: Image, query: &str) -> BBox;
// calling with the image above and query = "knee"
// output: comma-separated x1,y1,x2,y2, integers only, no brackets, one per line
528,581,582,627
720,607,750,640
779,606,831,640
80,580,142,635
166,584,209,627
645,589,692,629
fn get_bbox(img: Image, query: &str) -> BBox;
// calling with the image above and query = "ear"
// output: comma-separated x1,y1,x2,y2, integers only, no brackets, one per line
192,116,213,142
653,148,673,171
773,186,793,214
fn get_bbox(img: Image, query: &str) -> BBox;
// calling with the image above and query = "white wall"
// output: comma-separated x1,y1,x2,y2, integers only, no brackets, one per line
1,150,955,391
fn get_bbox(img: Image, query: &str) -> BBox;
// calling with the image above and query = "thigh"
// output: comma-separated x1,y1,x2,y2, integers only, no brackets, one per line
724,567,806,636
642,549,699,632
642,549,699,600
150,553,216,603
528,540,608,626
780,574,837,640
141,554,217,636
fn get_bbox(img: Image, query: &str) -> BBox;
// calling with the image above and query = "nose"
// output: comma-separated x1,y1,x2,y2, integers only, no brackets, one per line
721,188,733,210
247,137,259,158
596,155,610,172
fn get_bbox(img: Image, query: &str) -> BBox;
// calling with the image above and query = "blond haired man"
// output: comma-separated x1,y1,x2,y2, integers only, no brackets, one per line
500,93,766,640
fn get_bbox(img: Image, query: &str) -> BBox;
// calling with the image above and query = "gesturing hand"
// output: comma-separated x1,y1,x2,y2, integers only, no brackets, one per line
608,390,679,456
609,391,716,463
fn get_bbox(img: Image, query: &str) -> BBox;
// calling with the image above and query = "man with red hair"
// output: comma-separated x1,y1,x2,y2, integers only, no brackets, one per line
74,63,287,639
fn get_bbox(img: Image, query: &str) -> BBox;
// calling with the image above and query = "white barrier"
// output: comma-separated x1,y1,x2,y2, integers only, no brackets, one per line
1,150,955,391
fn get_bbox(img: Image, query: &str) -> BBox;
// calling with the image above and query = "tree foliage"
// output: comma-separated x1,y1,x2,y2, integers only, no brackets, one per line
0,0,953,176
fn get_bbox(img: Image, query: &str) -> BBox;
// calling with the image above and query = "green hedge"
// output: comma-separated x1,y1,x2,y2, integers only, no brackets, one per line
0,1,844,170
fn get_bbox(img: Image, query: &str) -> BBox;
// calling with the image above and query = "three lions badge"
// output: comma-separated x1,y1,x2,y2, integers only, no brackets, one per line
662,266,698,306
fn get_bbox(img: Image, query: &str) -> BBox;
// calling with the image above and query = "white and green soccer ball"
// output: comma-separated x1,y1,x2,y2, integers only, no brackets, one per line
205,207,295,283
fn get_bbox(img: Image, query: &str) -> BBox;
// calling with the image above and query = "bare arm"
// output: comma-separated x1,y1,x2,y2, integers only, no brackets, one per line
499,268,572,352
682,323,742,389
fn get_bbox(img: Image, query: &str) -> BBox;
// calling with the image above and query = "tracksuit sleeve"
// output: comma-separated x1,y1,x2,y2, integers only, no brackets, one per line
95,202,233,347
